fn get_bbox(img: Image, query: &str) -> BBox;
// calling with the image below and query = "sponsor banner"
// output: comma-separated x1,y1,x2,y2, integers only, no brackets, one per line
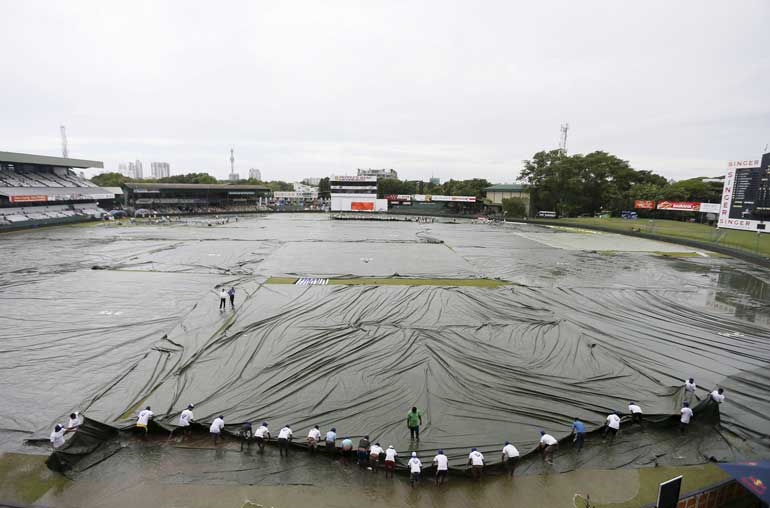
413,194,428,202
9,195,49,202
384,194,412,201
351,201,375,211
228,191,256,195
431,195,477,202
634,200,656,209
273,191,317,199
698,202,721,214
657,201,700,211
727,159,761,168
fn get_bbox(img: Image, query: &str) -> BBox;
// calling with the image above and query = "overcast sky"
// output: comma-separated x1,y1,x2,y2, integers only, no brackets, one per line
1,1,769,182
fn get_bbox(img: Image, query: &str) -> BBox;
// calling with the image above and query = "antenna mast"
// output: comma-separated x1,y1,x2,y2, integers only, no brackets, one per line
60,125,69,158
230,148,235,174
559,123,569,154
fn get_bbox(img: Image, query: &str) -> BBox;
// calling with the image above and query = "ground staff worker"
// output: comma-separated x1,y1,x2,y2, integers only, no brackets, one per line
407,406,423,440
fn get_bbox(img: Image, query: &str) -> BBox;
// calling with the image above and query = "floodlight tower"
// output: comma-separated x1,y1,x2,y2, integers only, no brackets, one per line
230,148,235,174
559,123,569,154
60,125,69,158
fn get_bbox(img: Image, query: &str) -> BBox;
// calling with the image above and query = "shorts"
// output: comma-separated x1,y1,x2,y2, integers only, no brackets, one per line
278,437,289,448
436,469,448,479
255,436,265,445
357,450,368,461
325,440,335,450
607,427,618,436
506,456,519,467
210,431,220,438
369,453,380,464
384,460,395,470
308,438,318,447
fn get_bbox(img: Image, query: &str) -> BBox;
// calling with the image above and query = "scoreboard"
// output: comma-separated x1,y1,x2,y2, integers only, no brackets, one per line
718,153,770,232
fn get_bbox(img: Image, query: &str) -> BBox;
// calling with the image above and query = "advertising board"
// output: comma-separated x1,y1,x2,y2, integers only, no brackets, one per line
718,153,770,232
634,200,655,209
657,201,700,211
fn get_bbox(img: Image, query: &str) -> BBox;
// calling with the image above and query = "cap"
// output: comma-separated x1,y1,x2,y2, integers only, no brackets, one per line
539,430,545,435
388,445,394,449
218,415,224,420
188,403,194,409
471,447,477,452
411,451,417,457
55,424,62,431
262,421,268,426
504,441,510,445
331,427,336,432
438,448,444,454
683,402,689,407
375,442,380,446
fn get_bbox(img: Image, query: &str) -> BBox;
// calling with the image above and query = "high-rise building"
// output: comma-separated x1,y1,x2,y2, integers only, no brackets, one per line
151,162,170,179
357,168,398,180
249,168,262,180
128,160,143,179
118,163,130,177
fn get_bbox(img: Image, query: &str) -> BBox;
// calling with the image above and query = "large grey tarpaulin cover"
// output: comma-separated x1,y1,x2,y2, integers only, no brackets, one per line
1,216,768,472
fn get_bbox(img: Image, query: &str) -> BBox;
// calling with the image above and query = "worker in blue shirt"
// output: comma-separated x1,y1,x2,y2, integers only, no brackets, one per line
571,417,586,452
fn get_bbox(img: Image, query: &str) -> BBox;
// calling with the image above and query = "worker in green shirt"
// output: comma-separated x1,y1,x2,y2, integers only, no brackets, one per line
407,406,423,440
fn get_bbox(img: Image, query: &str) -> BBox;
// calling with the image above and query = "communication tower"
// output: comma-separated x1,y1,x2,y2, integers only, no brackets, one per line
230,148,235,174
559,123,569,154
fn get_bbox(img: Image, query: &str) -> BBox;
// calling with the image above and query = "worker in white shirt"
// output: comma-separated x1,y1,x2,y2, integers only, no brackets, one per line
433,449,449,485
325,427,337,453
50,424,66,449
369,442,384,472
177,404,194,440
539,431,558,465
467,447,485,481
710,388,725,404
603,412,621,443
218,288,227,311
680,402,694,433
307,425,321,451
65,412,81,433
684,378,696,402
136,406,154,437
501,441,520,478
407,451,422,487
628,402,643,426
277,425,293,456
254,422,270,452
384,445,398,479
210,415,225,445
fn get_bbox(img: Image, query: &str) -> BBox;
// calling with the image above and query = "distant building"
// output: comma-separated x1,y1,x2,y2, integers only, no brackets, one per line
302,177,321,186
357,168,398,180
249,168,262,180
483,183,530,215
228,172,240,181
429,177,440,185
128,160,143,179
151,162,170,179
118,163,131,177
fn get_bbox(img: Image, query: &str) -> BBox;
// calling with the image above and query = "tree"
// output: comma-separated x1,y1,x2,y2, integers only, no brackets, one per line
318,177,331,199
159,173,218,184
90,172,131,187
502,197,527,218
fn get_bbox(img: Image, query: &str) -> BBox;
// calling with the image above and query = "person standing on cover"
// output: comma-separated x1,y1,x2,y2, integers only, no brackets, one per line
628,402,643,426
50,424,66,449
218,288,227,311
307,425,321,451
603,412,621,443
178,403,195,440
468,447,485,481
136,406,154,437
254,422,270,452
65,412,81,433
406,406,423,440
384,445,398,478
680,402,694,433
407,451,422,487
433,449,449,485
228,287,235,309
210,415,225,445
571,418,586,452
684,378,696,402
277,425,292,456
539,431,558,465
501,441,520,477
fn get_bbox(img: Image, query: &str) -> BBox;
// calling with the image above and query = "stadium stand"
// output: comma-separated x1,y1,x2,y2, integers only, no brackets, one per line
0,151,109,230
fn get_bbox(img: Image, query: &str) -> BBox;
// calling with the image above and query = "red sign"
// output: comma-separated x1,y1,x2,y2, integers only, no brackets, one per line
657,201,700,211
350,201,375,211
10,195,49,203
634,200,655,209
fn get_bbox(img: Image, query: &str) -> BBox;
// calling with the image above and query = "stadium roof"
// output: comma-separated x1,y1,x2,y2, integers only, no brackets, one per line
484,183,527,192
0,187,114,199
0,151,104,169
124,183,270,191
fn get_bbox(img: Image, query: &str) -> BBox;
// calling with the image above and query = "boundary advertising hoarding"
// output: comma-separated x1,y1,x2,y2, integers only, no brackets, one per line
634,200,655,209
657,201,700,211
718,154,770,233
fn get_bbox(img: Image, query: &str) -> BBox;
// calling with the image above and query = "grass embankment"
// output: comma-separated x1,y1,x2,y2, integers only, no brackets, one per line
267,277,508,287
532,217,770,257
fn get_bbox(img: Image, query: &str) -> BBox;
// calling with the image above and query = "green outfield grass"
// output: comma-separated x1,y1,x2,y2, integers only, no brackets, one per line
266,277,508,287
532,217,770,257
